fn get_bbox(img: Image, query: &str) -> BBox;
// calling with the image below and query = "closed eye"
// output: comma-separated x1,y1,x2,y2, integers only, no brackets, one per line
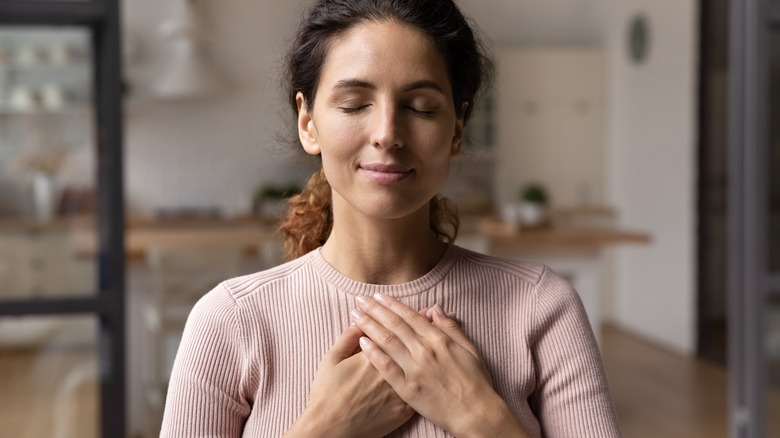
339,105,370,114
408,107,436,116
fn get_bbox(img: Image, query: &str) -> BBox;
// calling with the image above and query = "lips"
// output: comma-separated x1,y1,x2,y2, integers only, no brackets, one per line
359,162,413,184
360,163,412,173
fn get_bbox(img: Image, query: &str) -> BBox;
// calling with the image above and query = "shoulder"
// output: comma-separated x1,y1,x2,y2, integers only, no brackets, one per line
451,244,550,287
451,245,580,310
183,253,317,350
216,251,314,302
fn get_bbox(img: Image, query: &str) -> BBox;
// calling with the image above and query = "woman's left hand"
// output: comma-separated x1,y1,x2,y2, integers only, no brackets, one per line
351,294,528,437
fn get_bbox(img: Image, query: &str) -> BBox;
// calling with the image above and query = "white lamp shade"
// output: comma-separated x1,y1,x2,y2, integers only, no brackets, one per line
153,39,220,99
153,0,221,100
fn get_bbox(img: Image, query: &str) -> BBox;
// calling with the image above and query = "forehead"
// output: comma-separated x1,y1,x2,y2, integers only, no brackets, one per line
318,20,452,93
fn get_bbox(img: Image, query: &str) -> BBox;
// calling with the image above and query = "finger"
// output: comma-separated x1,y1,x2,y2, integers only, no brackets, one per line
429,304,482,359
424,307,456,320
354,295,423,343
350,307,412,363
358,335,407,388
361,293,440,339
323,324,363,365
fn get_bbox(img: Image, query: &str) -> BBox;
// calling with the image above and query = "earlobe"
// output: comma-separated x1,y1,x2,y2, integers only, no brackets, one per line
451,101,468,157
297,92,321,155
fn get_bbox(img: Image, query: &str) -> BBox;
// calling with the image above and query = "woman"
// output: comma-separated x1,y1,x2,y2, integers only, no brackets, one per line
161,0,621,436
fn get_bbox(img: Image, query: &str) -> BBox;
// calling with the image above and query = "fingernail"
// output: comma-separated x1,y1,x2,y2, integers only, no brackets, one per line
426,308,434,319
350,309,364,321
373,293,385,302
355,295,367,306
359,336,370,348
434,303,445,317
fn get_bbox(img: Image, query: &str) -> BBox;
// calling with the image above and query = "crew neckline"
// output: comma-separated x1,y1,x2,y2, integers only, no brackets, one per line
308,244,461,297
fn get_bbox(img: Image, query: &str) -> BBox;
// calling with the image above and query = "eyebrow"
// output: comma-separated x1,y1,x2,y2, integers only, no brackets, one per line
332,78,446,94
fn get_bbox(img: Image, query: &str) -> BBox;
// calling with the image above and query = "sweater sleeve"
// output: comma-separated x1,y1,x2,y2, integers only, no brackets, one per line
160,283,251,437
530,266,622,437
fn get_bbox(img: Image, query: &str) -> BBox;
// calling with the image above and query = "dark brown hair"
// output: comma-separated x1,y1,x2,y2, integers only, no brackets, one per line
280,0,492,259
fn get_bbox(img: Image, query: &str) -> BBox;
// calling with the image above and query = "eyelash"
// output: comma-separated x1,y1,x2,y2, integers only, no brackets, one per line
340,105,369,114
338,105,435,116
411,108,435,116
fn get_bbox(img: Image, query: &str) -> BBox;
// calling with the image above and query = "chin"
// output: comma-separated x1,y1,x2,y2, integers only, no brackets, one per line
357,195,433,221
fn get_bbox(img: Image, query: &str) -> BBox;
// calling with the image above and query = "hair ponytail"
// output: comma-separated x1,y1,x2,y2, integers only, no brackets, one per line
279,168,333,260
430,195,459,245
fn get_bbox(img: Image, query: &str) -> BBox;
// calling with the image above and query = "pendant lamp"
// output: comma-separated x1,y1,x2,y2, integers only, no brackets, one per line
153,0,220,99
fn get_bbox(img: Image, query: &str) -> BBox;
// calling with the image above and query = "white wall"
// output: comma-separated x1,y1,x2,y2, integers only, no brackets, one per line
458,0,605,46
494,48,605,207
122,0,318,216
120,0,607,216
602,0,698,354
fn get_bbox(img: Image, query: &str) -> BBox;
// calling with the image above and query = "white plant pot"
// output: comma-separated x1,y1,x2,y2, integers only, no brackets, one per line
518,202,546,227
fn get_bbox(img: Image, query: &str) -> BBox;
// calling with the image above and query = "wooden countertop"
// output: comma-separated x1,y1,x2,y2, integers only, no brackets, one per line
459,216,650,253
468,227,651,253
80,218,276,259
1,215,651,257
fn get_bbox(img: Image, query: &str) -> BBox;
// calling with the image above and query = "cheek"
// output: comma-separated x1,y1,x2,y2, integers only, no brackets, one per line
417,128,457,161
318,128,358,184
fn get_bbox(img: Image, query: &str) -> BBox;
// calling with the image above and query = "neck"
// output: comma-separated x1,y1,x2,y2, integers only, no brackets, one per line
321,201,447,285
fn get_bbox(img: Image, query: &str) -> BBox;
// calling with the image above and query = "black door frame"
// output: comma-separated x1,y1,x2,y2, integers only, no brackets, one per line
728,0,772,436
0,1,126,436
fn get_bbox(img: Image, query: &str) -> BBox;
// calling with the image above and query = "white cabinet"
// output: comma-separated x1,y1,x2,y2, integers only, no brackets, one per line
0,230,94,299
0,28,91,114
494,48,605,207
0,27,95,219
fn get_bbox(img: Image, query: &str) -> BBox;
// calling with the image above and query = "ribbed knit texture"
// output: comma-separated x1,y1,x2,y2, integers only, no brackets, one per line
161,245,621,437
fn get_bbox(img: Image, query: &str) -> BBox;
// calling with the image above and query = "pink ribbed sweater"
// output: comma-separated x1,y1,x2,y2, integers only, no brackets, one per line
161,245,621,437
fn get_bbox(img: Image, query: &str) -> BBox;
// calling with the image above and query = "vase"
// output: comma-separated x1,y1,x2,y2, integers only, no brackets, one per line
31,173,56,221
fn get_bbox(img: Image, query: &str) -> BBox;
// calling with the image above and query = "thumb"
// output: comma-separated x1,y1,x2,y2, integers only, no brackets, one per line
429,304,493,385
324,324,363,365
429,304,481,359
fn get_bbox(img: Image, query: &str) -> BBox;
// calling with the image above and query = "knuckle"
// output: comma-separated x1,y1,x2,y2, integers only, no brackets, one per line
386,313,404,329
441,318,460,331
416,344,437,361
398,307,418,321
430,332,450,349
374,353,395,371
362,299,379,313
404,381,424,399
377,330,397,345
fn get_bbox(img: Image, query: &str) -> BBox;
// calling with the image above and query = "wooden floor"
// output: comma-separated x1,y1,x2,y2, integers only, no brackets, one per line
602,324,780,438
0,346,98,438
0,325,778,437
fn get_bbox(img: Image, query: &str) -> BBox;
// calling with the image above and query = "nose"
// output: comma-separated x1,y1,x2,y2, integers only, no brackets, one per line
370,103,403,150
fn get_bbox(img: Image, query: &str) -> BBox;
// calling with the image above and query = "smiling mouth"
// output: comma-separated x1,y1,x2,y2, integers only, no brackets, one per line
359,163,414,184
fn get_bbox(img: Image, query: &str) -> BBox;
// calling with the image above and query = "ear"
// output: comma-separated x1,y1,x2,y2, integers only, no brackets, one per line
297,92,321,155
450,101,468,158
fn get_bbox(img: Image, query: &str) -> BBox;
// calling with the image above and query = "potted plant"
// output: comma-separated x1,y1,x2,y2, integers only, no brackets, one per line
253,183,301,219
518,183,549,228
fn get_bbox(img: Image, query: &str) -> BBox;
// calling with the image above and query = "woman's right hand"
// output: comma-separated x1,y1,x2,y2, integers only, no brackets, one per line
284,324,415,438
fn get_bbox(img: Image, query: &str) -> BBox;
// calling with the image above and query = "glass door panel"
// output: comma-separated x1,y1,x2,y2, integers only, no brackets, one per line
0,26,97,301
771,31,780,272
0,315,98,438
767,26,780,438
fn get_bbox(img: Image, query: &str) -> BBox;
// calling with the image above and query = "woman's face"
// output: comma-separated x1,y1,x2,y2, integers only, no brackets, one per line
297,20,464,222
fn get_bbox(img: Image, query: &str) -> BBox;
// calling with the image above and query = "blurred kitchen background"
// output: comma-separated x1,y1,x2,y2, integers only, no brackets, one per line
0,0,778,437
